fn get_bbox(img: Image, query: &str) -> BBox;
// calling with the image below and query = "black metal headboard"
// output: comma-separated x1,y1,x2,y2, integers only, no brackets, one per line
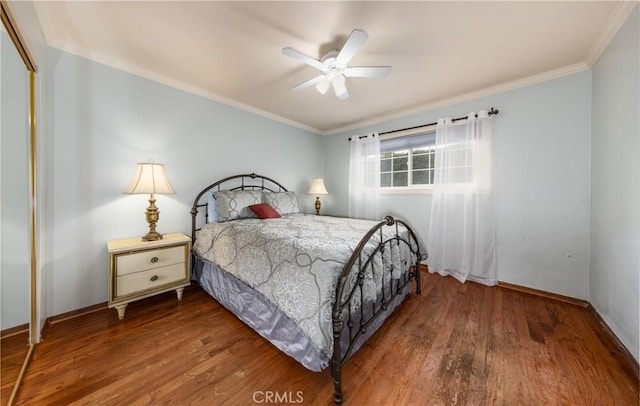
190,172,288,242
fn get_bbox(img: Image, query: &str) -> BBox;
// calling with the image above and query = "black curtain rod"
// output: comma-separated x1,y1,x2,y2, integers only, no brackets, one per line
349,107,499,140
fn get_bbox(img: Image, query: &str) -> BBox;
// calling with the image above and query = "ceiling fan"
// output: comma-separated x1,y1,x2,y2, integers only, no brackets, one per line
282,29,391,100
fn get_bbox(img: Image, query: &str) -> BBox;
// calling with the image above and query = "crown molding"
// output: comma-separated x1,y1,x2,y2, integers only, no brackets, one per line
586,1,637,67
32,1,635,138
45,38,592,138
46,40,324,135
322,62,590,136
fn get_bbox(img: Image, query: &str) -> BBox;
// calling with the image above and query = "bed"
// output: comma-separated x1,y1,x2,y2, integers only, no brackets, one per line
190,173,426,404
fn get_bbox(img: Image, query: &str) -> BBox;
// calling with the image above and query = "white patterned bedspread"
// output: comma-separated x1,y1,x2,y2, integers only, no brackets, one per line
193,213,420,358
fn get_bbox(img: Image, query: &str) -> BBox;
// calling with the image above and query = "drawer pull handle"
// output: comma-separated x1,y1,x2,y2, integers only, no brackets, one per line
150,275,159,282
150,257,159,264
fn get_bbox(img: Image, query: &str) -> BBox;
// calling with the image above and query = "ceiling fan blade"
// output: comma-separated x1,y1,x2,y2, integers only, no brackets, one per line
336,29,368,66
292,75,326,91
282,47,324,70
332,74,349,100
344,66,391,78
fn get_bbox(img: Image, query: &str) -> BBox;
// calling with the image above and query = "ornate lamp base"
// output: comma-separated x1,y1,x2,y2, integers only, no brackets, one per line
142,230,163,242
315,196,321,215
142,195,163,241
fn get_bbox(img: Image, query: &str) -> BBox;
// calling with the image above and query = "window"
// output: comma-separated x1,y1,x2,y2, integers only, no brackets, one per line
380,129,436,190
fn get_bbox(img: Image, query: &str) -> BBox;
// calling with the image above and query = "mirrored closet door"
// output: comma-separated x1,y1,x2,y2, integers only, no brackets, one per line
1,1,38,405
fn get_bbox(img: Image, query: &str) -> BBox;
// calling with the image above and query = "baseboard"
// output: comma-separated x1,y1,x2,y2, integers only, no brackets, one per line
40,301,107,340
497,281,589,307
41,286,202,338
589,304,640,381
498,280,639,382
1,323,29,339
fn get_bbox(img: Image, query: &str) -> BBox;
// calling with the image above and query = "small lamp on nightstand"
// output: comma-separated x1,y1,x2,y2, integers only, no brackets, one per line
123,161,175,241
307,178,328,215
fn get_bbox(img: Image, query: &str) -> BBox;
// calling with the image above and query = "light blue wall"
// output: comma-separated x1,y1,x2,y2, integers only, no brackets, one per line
323,71,592,300
45,48,323,315
590,5,639,361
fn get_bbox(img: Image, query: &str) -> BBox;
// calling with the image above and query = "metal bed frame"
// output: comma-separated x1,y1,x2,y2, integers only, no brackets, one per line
190,173,423,404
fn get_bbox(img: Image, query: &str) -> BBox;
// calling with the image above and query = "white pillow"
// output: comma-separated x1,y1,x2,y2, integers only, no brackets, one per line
262,191,300,215
213,190,262,221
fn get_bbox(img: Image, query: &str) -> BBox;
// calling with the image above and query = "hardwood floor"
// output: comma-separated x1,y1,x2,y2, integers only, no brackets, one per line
12,271,639,405
1,330,30,405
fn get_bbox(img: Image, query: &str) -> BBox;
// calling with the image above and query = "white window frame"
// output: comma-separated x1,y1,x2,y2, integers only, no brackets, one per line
380,125,437,195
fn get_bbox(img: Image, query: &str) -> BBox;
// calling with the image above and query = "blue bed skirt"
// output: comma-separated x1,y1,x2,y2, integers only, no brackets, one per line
193,256,411,372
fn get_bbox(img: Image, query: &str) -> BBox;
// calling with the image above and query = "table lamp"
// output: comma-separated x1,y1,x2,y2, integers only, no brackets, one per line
307,178,328,215
123,162,175,241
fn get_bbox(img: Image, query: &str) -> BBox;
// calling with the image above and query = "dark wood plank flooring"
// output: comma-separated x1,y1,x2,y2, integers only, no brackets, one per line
1,330,30,405
12,271,639,405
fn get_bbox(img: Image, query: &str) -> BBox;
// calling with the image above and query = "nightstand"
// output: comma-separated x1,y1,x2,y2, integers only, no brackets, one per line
107,233,191,320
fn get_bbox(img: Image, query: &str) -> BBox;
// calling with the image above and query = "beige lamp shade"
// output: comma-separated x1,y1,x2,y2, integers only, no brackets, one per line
123,162,175,195
307,178,328,195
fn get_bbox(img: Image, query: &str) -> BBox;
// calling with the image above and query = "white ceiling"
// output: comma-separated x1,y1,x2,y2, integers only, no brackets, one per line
33,1,635,135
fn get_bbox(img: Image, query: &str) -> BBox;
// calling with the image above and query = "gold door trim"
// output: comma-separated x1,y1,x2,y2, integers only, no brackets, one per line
0,1,37,72
1,1,39,404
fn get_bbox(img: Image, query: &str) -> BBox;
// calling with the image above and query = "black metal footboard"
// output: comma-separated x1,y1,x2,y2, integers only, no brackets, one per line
331,216,423,404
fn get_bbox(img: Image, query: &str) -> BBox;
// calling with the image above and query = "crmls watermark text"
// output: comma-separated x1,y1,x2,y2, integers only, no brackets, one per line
252,391,304,404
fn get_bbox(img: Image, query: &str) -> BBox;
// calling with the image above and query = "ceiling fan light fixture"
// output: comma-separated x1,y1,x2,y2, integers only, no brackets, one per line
315,77,331,94
332,73,349,100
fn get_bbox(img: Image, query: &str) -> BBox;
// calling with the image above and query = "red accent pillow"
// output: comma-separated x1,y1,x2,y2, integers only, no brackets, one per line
249,203,281,219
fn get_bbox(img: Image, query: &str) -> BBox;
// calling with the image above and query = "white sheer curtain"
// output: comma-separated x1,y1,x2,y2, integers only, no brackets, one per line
427,110,497,285
348,133,380,220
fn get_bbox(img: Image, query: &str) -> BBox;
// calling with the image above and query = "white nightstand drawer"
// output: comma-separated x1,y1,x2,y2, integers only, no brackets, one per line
116,245,184,276
116,263,187,297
